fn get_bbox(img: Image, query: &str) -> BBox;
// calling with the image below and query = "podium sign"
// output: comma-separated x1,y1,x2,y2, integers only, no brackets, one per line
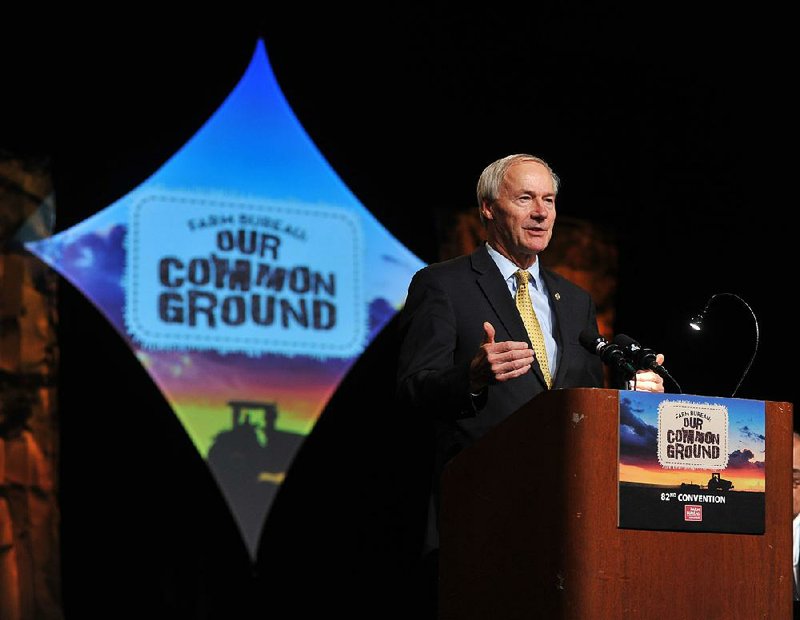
618,391,765,534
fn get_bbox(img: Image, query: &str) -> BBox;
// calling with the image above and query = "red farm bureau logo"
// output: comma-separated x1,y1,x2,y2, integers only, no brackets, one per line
684,504,702,522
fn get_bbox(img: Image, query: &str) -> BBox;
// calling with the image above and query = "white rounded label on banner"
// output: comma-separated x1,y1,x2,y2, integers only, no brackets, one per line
125,191,365,357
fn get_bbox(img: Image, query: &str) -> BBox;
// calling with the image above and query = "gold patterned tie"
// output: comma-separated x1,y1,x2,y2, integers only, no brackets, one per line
514,269,552,388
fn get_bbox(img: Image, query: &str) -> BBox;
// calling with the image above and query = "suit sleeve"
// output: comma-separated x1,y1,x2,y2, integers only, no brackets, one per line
395,268,478,420
582,295,606,388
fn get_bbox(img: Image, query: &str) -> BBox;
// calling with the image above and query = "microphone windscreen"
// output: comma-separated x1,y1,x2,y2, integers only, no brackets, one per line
613,333,638,348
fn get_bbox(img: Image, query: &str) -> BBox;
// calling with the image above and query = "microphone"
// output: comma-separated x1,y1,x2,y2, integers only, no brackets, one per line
579,329,636,380
612,334,665,376
613,333,682,393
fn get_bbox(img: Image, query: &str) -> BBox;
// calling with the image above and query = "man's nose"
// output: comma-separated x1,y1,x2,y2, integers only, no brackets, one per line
529,199,548,218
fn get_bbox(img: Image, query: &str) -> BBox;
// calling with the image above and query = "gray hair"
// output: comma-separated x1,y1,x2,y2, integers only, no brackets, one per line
476,154,560,222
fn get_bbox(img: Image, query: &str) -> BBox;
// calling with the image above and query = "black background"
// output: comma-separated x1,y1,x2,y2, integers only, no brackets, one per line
2,5,794,618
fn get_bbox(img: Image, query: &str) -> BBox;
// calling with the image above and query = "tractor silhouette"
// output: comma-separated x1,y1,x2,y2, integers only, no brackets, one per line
707,472,733,492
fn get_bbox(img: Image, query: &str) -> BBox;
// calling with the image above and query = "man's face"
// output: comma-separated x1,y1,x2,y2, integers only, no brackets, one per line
793,433,800,517
480,160,556,268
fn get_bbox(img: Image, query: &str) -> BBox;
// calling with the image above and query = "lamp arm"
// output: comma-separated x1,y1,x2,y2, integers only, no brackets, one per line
701,293,760,398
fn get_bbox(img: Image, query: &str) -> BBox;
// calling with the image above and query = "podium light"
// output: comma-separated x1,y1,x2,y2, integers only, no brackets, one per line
689,292,759,397
688,313,705,331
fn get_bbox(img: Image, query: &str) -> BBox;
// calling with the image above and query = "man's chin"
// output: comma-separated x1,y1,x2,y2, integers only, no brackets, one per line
523,243,550,255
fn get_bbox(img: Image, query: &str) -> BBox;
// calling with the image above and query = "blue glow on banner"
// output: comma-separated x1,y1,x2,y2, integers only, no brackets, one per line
25,39,425,560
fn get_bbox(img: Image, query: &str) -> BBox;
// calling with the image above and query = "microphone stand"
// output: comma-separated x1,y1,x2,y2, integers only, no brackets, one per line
655,364,682,394
690,292,759,398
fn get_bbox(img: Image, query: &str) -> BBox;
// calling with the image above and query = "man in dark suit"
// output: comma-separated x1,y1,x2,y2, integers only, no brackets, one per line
395,153,664,616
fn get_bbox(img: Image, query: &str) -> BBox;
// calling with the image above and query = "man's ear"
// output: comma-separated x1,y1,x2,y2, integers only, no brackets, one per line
479,201,493,222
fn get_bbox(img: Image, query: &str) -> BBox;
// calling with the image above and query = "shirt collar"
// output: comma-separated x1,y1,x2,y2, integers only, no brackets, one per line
485,242,542,286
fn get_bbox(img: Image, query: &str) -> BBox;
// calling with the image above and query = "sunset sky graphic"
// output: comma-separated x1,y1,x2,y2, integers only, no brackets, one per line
619,391,766,492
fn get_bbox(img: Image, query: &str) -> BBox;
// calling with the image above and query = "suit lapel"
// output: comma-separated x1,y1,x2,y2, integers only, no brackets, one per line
471,246,549,390
541,268,568,388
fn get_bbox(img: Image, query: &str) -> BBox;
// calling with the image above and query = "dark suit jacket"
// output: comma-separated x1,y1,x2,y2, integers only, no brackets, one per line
396,244,604,553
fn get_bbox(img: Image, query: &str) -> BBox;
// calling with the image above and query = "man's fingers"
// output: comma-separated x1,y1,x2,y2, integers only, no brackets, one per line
496,363,533,381
475,326,537,385
482,321,496,345
485,344,534,373
489,350,534,380
656,353,665,366
631,370,665,393
487,339,531,352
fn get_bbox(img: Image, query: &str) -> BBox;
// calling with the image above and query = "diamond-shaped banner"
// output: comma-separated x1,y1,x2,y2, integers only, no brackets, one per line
25,39,425,560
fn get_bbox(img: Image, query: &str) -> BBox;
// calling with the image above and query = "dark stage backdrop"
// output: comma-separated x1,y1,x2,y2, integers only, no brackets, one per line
2,5,793,619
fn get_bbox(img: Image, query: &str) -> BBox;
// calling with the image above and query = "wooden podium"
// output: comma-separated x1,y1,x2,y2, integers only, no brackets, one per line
438,388,793,619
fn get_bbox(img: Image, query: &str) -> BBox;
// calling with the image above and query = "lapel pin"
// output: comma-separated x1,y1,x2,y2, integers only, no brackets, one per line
554,292,561,301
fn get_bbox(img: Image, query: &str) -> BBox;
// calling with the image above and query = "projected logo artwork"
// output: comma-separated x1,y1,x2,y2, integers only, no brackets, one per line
25,40,425,559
